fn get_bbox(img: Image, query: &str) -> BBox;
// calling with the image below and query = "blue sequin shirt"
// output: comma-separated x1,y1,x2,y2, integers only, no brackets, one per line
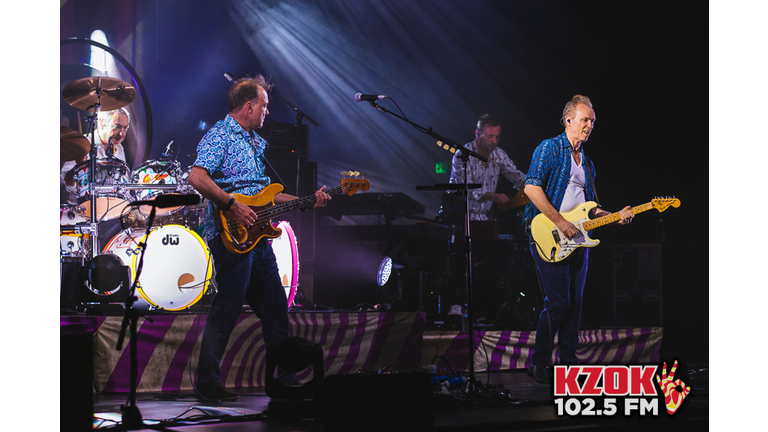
522,132,598,228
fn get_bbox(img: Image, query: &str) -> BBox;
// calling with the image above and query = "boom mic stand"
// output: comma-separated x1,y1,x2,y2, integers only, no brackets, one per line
113,204,169,431
361,99,486,394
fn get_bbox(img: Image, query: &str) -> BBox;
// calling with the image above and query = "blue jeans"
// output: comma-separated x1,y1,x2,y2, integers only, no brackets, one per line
529,236,589,366
197,236,289,386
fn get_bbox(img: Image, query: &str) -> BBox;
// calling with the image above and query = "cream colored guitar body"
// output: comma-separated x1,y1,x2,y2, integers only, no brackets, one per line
530,198,680,263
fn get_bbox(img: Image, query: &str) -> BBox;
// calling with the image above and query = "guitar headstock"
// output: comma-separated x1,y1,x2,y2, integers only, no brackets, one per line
340,171,370,196
651,196,681,212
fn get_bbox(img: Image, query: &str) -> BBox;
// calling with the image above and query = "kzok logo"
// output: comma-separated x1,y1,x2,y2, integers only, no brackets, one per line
552,360,690,417
162,234,180,246
554,365,657,397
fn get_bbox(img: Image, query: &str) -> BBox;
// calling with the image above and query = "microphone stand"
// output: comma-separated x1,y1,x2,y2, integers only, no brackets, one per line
113,205,168,431
362,100,485,395
271,89,320,128
86,80,103,259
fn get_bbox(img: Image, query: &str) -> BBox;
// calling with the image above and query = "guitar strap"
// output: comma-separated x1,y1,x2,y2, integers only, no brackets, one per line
584,155,601,208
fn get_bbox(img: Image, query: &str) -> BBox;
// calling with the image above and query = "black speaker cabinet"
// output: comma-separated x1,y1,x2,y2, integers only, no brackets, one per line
261,121,309,160
612,243,663,327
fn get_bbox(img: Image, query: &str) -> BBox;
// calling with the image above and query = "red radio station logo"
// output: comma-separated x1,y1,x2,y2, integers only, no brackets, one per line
552,360,691,417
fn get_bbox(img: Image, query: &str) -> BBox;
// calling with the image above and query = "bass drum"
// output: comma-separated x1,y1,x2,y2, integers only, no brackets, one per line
269,221,300,307
104,224,213,311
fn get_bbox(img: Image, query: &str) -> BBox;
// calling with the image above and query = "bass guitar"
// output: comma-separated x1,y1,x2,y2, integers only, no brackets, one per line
218,174,370,254
530,197,680,262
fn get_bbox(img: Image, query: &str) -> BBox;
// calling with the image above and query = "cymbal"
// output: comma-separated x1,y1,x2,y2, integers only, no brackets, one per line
498,190,530,212
60,125,90,165
62,76,136,111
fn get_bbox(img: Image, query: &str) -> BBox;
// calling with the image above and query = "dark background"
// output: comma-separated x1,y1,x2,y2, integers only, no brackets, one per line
59,0,708,364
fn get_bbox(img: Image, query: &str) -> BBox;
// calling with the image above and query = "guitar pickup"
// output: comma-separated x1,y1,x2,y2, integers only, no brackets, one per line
551,229,560,243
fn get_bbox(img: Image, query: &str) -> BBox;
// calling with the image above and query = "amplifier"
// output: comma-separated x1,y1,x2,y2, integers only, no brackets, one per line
259,121,309,160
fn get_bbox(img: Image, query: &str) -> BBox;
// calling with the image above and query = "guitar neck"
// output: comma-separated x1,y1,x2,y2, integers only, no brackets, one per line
254,185,346,222
582,202,653,231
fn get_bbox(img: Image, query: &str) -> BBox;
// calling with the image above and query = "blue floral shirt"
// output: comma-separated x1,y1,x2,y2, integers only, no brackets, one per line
522,132,597,228
193,114,271,240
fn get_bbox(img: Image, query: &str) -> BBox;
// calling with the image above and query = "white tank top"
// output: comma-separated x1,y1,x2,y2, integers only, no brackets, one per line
559,153,586,213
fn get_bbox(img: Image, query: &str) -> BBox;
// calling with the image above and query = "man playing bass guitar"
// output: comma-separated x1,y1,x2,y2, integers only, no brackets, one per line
188,75,331,401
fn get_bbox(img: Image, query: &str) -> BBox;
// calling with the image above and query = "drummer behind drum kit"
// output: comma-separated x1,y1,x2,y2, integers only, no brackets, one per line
60,76,212,312
60,76,302,313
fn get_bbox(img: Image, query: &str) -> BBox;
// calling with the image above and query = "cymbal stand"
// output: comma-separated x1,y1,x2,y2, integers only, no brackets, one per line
361,100,486,394
86,78,104,259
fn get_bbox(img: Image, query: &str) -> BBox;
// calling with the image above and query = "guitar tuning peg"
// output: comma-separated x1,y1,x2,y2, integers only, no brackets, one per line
359,171,366,178
352,171,360,177
340,170,349,177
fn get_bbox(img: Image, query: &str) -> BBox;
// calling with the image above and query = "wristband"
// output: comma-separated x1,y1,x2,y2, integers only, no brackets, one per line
223,197,236,211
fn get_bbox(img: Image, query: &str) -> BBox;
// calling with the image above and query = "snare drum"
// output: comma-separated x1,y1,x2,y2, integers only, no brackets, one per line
131,159,183,216
104,224,213,310
74,158,131,221
269,221,300,307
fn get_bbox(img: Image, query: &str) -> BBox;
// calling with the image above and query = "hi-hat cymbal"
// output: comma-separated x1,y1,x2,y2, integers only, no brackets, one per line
62,76,136,111
60,125,90,165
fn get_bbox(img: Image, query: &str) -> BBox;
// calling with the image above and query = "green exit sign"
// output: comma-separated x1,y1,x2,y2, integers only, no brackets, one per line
435,162,448,174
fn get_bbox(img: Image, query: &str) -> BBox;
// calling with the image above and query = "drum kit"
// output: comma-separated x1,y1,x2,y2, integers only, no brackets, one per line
60,76,301,311
60,76,212,311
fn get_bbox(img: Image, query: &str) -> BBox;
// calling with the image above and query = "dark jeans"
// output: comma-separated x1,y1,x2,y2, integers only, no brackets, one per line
529,236,588,366
197,236,289,386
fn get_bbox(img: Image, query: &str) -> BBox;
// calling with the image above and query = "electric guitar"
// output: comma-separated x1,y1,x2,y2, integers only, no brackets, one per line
218,173,370,254
530,197,680,262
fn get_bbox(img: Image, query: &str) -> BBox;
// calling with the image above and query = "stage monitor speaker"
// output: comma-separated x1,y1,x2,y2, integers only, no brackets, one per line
260,121,309,160
314,372,433,431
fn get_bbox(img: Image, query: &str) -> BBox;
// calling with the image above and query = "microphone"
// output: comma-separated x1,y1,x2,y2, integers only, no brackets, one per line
162,140,176,158
131,194,201,208
106,137,115,158
354,93,389,103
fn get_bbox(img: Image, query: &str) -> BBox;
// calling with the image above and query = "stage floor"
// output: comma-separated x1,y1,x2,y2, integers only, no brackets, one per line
61,310,707,430
90,368,709,431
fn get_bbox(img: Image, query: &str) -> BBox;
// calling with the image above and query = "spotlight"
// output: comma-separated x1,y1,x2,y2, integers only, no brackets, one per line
79,254,130,302
377,256,393,286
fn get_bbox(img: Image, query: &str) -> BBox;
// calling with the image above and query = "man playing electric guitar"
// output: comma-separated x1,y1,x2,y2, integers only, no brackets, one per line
187,75,331,402
522,95,633,384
